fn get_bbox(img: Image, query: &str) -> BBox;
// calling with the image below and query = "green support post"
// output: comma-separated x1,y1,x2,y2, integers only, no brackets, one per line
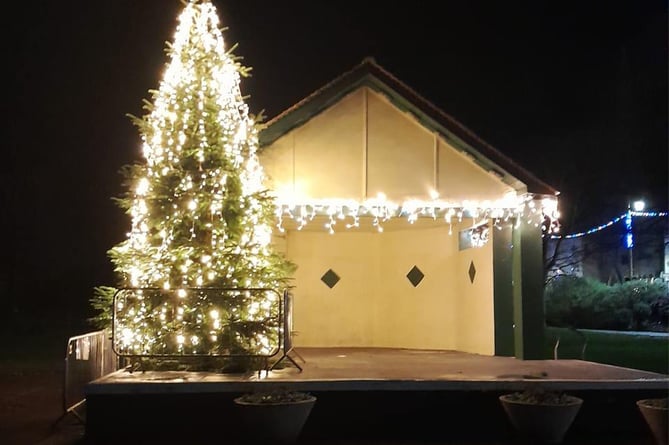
512,216,545,359
493,223,515,356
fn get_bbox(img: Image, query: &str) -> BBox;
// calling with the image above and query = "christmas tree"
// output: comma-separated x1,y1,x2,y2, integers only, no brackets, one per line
92,0,294,369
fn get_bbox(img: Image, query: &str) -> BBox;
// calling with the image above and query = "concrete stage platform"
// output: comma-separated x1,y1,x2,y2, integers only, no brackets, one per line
84,348,669,444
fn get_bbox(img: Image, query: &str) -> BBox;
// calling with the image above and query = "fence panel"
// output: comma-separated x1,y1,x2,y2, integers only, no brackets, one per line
63,330,118,420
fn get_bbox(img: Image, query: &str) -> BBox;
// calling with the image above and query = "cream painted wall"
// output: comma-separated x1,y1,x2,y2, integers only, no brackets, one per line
261,89,364,200
366,90,435,199
286,222,466,350
455,224,495,355
259,84,506,355
437,139,513,201
259,132,294,198
259,86,515,203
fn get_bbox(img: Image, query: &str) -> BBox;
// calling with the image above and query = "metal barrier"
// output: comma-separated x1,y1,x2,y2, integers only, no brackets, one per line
60,330,119,423
56,286,294,426
112,287,285,371
271,290,305,371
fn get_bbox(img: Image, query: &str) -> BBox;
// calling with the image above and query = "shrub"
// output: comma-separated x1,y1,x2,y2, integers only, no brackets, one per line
545,276,668,331
614,280,667,330
545,276,609,328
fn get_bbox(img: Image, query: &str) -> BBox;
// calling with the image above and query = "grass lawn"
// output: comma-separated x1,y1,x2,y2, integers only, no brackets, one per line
545,326,669,375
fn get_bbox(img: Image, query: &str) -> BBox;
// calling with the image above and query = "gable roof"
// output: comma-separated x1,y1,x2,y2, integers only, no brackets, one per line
259,57,558,197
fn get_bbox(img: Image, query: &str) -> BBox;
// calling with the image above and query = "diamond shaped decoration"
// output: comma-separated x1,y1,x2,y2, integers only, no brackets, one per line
321,269,340,289
468,261,476,284
406,265,424,287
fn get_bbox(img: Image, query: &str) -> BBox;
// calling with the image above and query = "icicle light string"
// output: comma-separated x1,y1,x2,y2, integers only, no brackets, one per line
273,195,560,235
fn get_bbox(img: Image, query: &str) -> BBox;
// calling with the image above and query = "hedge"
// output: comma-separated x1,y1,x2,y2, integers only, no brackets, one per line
544,276,668,331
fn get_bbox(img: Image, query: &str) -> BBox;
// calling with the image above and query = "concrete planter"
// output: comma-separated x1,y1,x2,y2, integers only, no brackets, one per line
499,393,583,444
234,392,316,444
637,398,668,445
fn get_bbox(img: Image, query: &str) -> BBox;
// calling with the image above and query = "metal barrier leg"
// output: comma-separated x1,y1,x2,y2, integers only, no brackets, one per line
270,349,303,372
291,348,306,364
52,399,86,430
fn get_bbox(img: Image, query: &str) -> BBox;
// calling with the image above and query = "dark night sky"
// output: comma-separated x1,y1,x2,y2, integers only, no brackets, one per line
3,0,667,329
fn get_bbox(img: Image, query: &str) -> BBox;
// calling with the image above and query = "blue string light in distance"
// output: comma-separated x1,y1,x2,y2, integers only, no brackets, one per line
550,211,668,240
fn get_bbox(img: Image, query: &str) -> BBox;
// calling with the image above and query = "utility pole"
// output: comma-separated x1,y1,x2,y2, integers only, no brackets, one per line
626,200,646,279
625,206,634,278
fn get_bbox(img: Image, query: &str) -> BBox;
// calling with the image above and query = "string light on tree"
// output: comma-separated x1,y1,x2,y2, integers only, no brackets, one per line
99,0,295,360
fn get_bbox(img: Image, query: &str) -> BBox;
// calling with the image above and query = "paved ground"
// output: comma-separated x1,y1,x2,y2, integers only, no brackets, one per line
0,360,77,445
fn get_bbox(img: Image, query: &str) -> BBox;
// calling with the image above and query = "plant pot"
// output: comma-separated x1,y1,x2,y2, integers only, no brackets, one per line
637,398,668,445
234,394,316,444
499,393,583,444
